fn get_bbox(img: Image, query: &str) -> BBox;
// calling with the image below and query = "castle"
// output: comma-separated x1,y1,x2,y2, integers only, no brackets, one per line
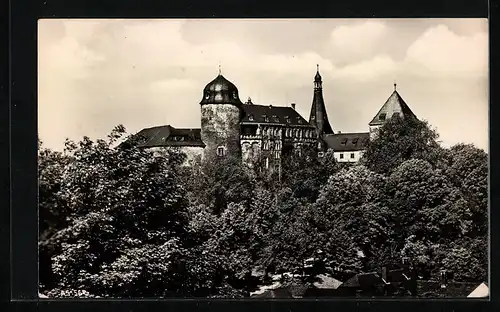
134,66,417,168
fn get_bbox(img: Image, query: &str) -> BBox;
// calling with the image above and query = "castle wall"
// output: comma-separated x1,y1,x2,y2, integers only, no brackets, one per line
201,104,241,159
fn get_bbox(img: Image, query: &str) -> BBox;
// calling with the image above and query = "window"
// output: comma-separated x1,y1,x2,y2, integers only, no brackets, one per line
217,146,225,157
318,152,325,158
285,116,291,123
350,153,355,159
379,113,386,121
205,92,210,100
297,118,302,124
273,115,279,123
341,138,348,145
248,114,254,121
265,157,269,169
233,91,237,99
339,153,344,159
352,138,359,145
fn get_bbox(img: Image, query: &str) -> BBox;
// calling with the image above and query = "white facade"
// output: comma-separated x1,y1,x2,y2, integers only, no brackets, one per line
333,150,364,163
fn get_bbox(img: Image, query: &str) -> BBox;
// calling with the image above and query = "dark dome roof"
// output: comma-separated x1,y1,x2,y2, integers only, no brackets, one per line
200,74,243,106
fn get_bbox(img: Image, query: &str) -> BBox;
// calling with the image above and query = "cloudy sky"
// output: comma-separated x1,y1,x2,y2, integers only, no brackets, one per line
38,18,488,152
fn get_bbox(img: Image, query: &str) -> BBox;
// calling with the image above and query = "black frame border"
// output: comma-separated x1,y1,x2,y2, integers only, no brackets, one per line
6,0,497,311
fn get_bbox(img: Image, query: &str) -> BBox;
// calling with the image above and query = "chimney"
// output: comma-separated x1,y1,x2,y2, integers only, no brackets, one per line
291,103,296,110
382,266,388,282
337,131,342,134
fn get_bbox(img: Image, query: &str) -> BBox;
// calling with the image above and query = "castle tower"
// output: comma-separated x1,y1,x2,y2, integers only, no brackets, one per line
309,65,334,141
200,71,243,160
368,83,417,139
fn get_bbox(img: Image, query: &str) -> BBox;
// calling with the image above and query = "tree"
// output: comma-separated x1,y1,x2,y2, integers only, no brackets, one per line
279,147,339,202
41,126,236,298
441,144,488,237
183,153,256,214
362,115,443,175
38,140,73,290
312,165,387,272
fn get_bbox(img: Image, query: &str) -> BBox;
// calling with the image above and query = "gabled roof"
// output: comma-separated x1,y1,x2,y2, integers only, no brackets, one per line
322,132,370,152
133,125,205,148
241,104,313,127
369,90,416,126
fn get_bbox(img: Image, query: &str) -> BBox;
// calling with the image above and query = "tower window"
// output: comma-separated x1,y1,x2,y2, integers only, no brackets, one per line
233,91,237,99
205,92,210,100
217,146,225,157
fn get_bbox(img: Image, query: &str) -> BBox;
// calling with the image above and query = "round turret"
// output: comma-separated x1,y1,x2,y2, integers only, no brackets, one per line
199,73,243,160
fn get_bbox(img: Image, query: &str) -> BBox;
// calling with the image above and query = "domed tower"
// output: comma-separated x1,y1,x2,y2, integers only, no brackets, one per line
200,72,243,160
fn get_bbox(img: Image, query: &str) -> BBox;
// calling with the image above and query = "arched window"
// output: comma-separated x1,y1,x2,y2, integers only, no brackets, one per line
205,91,210,100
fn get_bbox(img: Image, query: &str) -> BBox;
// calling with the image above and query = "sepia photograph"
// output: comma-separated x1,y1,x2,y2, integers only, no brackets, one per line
37,18,488,299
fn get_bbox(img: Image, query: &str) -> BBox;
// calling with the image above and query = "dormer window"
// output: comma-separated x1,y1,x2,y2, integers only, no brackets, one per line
341,138,348,145
248,114,254,121
379,113,387,121
272,115,279,123
297,118,302,124
262,114,269,122
352,138,359,145
285,116,291,123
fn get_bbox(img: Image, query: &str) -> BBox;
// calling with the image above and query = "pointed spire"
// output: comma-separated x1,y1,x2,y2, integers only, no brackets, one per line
394,81,397,91
309,66,333,136
218,62,222,75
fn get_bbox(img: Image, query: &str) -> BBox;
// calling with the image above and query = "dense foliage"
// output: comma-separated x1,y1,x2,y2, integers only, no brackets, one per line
39,118,488,297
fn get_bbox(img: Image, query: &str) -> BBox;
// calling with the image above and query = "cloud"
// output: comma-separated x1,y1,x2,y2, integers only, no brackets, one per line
37,19,489,152
329,21,388,63
333,55,398,81
405,24,488,76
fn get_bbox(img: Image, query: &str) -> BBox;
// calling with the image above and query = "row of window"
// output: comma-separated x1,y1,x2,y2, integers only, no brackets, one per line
339,152,356,159
248,114,303,124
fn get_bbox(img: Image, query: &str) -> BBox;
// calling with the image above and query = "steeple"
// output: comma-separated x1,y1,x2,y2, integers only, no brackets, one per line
309,65,334,136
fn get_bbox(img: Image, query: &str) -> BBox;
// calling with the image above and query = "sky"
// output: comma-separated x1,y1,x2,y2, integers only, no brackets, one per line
38,18,489,152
